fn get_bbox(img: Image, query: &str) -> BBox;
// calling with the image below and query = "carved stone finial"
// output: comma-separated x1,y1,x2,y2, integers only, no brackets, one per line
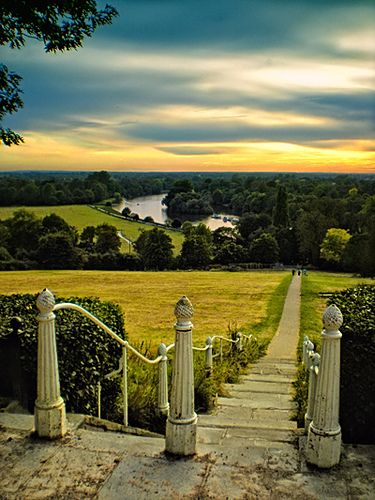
158,342,167,357
174,295,193,322
323,304,343,331
312,352,321,368
306,340,314,352
36,288,55,315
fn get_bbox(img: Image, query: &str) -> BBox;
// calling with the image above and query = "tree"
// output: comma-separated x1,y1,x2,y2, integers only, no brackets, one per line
320,228,351,265
1,2,118,145
273,185,289,228
95,224,121,254
214,241,246,265
274,226,298,264
36,232,83,269
143,216,155,223
134,228,174,270
212,227,236,246
4,209,42,255
42,213,77,243
171,218,182,229
79,226,96,251
249,233,279,264
296,210,335,265
122,207,131,217
180,234,212,269
237,213,271,242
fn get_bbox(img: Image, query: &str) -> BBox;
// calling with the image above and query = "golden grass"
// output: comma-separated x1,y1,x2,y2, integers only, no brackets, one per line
0,205,184,254
0,270,289,350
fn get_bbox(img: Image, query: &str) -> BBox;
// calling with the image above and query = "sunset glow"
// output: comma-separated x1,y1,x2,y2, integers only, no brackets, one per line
1,0,374,173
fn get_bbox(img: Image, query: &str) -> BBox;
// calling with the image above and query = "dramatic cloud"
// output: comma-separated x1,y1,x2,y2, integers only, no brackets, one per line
1,0,374,172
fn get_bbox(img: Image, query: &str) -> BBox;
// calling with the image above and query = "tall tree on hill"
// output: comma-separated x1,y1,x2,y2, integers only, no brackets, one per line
0,1,118,145
134,228,174,270
273,185,289,228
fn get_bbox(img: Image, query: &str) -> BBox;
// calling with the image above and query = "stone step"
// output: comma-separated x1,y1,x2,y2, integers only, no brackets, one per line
198,414,296,431
242,373,293,384
0,412,85,432
217,394,296,411
197,441,300,470
249,365,296,377
225,381,292,394
256,357,297,365
197,424,298,445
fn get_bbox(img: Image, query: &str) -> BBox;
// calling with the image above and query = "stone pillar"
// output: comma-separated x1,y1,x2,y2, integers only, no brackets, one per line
157,343,169,416
34,289,66,439
165,296,197,456
306,304,343,468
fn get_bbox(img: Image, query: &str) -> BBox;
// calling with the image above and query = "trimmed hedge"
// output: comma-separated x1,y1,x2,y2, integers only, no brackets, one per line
328,285,375,444
0,293,125,419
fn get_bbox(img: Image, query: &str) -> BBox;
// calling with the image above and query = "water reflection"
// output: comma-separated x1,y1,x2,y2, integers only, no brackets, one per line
113,194,238,230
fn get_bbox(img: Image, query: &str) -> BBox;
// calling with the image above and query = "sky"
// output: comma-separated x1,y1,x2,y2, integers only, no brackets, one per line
0,0,374,173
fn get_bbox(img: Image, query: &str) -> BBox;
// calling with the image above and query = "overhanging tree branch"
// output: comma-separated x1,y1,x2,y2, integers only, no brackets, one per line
0,1,118,146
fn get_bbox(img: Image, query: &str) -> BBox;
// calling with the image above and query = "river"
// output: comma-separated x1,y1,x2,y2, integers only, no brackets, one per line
113,193,238,230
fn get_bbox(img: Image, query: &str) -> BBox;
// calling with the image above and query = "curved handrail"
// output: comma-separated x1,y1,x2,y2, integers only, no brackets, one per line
54,302,172,365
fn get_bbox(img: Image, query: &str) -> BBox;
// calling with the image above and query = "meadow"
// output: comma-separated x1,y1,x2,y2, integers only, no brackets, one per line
0,205,184,254
0,270,291,350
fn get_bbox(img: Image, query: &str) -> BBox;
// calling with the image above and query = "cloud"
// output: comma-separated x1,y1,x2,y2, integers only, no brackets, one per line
1,0,374,172
157,146,231,156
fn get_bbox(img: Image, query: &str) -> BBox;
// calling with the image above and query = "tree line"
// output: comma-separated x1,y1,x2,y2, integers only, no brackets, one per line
0,195,374,276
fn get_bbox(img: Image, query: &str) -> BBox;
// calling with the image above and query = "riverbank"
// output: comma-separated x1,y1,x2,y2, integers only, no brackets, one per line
112,193,239,231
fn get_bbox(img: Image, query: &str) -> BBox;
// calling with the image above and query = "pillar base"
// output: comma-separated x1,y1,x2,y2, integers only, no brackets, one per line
306,423,341,468
165,416,197,456
34,398,67,439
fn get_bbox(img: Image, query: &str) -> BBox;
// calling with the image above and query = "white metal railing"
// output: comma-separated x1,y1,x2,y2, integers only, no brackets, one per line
54,301,172,426
51,301,255,427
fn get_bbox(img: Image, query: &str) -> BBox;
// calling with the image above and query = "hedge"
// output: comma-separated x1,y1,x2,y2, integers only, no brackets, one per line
0,293,125,419
328,284,375,444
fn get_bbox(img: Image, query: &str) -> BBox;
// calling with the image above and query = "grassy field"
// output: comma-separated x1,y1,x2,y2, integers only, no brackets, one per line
0,205,184,254
0,270,290,351
300,271,374,349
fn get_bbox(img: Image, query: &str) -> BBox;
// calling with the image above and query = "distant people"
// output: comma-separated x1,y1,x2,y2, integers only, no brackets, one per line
297,270,301,276
292,269,295,276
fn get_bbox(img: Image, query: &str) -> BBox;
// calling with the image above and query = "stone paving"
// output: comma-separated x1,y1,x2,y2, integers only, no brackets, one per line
1,274,374,499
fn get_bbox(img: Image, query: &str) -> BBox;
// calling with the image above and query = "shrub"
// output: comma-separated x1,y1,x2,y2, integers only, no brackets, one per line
328,285,375,444
0,293,125,419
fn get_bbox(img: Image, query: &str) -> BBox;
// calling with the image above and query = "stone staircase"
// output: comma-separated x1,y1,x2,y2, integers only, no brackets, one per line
197,356,299,465
196,275,302,465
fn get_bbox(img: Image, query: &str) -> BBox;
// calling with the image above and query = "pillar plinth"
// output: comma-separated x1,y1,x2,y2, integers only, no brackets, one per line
165,296,197,456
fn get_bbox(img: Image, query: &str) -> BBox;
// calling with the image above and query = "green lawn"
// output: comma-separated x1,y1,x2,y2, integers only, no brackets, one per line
300,271,374,349
0,205,184,254
0,270,290,351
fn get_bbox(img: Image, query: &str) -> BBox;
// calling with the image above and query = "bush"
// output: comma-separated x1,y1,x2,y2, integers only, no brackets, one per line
0,293,125,419
328,285,375,444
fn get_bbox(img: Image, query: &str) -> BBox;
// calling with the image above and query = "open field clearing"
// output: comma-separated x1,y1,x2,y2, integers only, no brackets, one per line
0,205,184,254
0,270,290,350
300,272,374,346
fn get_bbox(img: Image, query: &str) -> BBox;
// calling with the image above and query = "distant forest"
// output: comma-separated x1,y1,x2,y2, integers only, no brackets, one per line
0,171,374,275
